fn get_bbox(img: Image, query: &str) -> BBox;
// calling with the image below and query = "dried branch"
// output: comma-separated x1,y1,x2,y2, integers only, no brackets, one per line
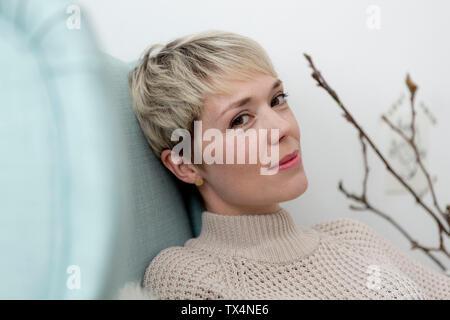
303,53,449,236
339,134,450,270
381,74,449,226
304,53,450,270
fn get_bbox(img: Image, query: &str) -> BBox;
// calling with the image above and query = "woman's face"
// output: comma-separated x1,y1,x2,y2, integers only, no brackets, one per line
192,71,308,214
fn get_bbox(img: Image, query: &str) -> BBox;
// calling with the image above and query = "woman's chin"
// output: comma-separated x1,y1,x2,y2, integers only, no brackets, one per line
278,169,308,201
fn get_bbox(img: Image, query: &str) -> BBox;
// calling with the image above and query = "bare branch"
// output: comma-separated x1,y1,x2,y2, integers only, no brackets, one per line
303,53,449,236
304,53,450,270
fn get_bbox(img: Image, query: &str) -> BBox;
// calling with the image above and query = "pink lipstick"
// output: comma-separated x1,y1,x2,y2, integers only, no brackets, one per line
269,149,301,172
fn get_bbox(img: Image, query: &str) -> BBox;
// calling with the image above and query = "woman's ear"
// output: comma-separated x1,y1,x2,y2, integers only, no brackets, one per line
160,149,198,184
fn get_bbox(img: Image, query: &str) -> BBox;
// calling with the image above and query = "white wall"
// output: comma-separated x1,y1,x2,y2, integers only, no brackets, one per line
77,0,450,271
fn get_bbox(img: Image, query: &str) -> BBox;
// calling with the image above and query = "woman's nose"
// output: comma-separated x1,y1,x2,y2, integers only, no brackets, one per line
259,106,291,146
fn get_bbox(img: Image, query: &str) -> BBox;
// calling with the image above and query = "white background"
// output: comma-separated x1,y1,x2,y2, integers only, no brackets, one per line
77,0,450,271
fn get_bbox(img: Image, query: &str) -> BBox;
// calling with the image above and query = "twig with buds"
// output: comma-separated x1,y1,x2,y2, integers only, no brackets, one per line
304,53,450,271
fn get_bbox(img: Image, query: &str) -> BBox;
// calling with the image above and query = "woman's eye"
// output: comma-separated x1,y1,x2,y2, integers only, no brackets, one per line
228,92,289,129
229,114,250,129
271,92,289,107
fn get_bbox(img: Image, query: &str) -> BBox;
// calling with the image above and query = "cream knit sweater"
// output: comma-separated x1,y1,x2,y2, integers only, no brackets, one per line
143,207,450,300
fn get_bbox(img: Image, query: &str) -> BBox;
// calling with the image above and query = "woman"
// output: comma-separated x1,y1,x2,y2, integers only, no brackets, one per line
128,30,450,300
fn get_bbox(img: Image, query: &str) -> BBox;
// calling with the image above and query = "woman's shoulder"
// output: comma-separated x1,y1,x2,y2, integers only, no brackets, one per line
309,216,426,270
311,217,450,299
310,216,375,239
309,217,389,255
142,246,233,299
143,246,221,285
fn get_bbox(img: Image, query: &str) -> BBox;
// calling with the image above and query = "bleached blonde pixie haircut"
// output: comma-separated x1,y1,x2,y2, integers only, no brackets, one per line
128,30,278,160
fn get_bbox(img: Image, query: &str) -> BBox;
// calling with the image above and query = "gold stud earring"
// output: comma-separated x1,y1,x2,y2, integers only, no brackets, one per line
194,177,204,186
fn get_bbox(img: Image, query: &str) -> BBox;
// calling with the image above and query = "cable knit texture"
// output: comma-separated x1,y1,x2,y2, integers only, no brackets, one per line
143,207,450,300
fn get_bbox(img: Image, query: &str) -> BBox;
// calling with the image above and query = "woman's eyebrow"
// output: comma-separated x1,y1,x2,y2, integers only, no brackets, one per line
217,79,282,121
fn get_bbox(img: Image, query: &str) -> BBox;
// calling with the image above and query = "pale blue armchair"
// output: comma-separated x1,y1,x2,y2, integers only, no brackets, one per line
0,0,204,299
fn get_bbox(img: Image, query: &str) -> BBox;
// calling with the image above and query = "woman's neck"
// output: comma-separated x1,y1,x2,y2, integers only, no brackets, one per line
184,206,322,263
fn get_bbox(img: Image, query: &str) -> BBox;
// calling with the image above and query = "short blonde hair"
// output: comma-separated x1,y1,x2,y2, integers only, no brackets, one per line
128,29,278,160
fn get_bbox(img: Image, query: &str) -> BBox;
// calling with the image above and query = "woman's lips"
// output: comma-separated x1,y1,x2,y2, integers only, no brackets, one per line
269,149,301,172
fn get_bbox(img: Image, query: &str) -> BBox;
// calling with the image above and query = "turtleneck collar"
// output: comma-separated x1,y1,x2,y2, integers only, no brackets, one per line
184,207,322,263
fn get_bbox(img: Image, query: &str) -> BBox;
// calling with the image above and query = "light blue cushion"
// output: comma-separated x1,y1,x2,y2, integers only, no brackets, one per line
124,59,205,239
0,0,204,299
98,54,206,298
